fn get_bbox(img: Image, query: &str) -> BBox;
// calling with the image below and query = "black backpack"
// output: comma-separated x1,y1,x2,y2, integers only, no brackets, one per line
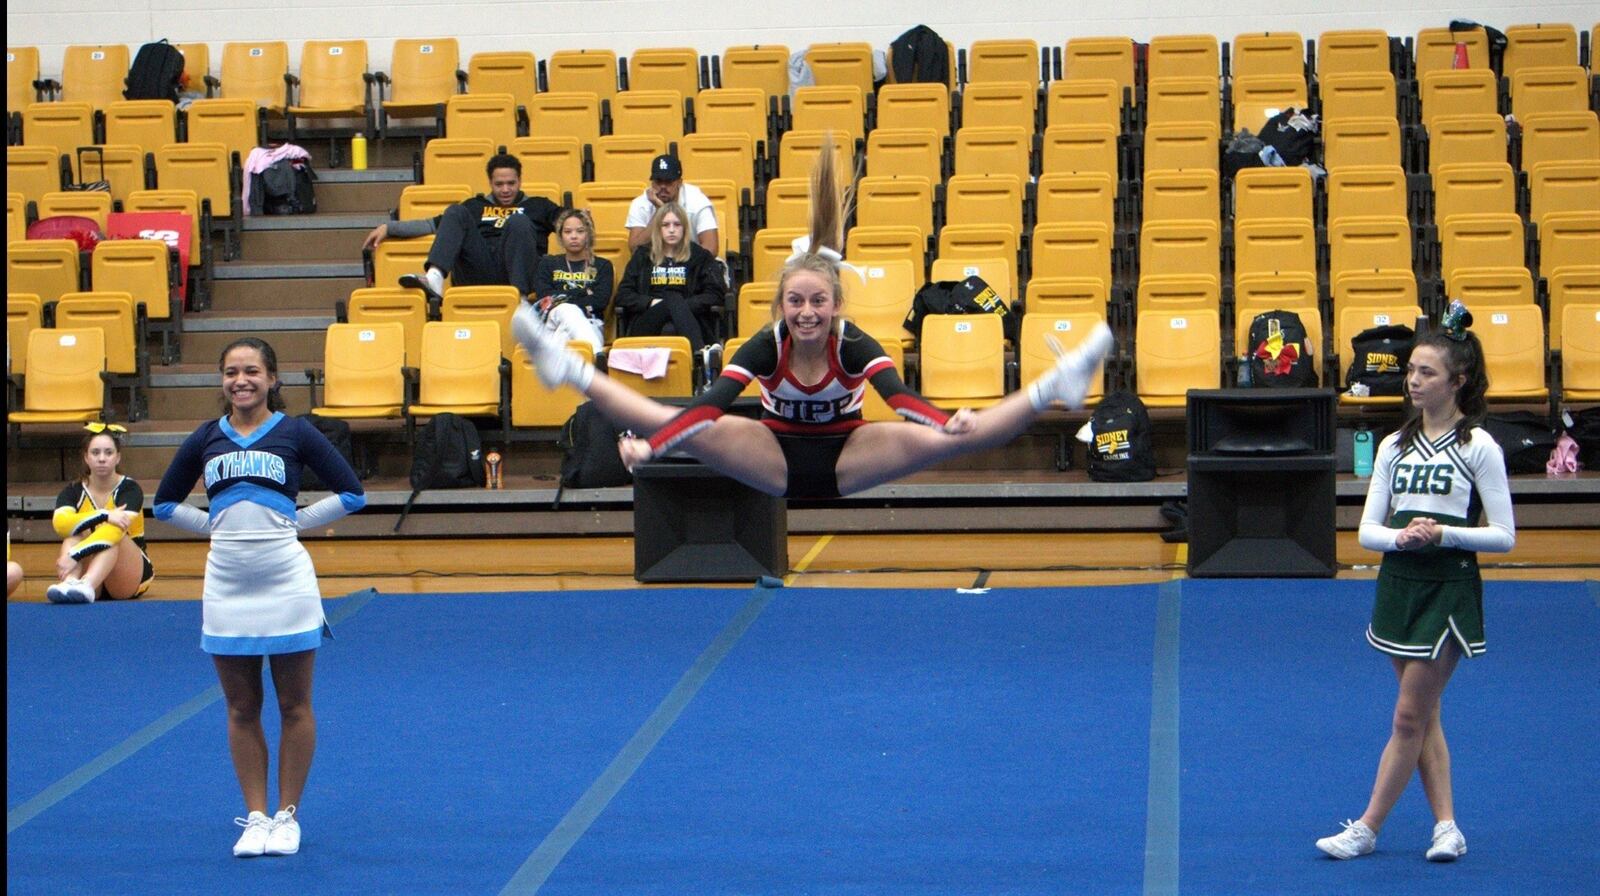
889,25,951,86
1246,309,1318,387
1482,412,1558,475
1257,107,1318,166
904,275,1018,342
395,413,485,530
558,401,633,489
299,414,359,490
251,157,316,215
1345,324,1414,395
1086,391,1156,482
124,40,185,102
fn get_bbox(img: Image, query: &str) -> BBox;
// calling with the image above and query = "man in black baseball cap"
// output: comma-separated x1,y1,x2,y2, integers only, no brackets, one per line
625,153,719,255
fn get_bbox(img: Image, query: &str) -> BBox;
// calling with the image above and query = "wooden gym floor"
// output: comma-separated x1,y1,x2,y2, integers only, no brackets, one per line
8,529,1597,602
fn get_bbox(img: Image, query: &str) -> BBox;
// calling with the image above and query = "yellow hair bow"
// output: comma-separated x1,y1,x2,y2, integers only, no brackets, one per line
84,422,128,434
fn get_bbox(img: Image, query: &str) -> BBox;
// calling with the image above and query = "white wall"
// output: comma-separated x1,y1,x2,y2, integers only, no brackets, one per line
8,0,1593,77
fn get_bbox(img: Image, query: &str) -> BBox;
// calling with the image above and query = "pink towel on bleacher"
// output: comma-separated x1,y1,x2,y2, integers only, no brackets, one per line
241,144,312,216
606,347,671,380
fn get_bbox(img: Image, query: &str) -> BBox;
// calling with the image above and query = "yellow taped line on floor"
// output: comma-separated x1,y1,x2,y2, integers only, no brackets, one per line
785,534,834,586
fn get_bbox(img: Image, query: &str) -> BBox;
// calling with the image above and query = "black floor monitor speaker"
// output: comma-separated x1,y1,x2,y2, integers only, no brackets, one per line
633,460,788,583
1186,389,1338,578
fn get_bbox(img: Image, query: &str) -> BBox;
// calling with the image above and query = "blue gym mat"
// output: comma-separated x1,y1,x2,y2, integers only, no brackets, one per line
7,580,1597,895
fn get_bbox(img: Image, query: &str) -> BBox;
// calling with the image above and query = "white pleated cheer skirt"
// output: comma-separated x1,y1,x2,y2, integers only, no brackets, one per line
201,531,328,656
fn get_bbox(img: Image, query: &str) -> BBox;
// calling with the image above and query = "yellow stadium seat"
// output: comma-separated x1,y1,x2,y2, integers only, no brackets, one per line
408,319,507,441
183,99,262,167
591,134,667,183
441,285,521,360
1539,211,1600,280
1559,302,1600,400
1148,34,1220,81
511,341,593,427
103,100,177,160
7,327,109,428
1326,164,1408,223
397,184,471,222
219,41,289,113
611,89,687,141
1451,268,1536,308
1135,308,1221,407
1230,31,1305,79
1233,218,1317,291
7,239,81,304
1141,168,1219,225
874,83,951,138
1433,162,1517,224
778,128,852,182
38,190,111,231
1322,116,1402,170
1137,274,1220,314
1328,215,1413,283
954,125,1030,181
719,45,789,102
841,259,919,347
1548,266,1600,348
7,292,43,376
379,38,462,134
695,88,773,154
1138,220,1220,285
312,322,407,419
346,287,428,368
1331,270,1419,324
1036,122,1113,178
8,146,64,204
1044,78,1122,132
545,49,618,102
55,291,148,419
125,188,203,258
7,191,27,244
1035,171,1116,231
1512,65,1588,118
60,44,129,109
751,227,807,284
608,335,694,397
846,226,928,287
1232,166,1312,226
1019,312,1108,406
937,224,1019,293
369,237,442,304
944,173,1024,236
736,281,777,338
866,127,942,183
1144,76,1221,128
1528,160,1600,233
1030,222,1113,287
679,133,757,204
959,81,1037,133
1420,68,1498,130
444,93,518,145
1503,23,1579,78
625,48,700,98
805,43,875,96
508,136,583,200
467,52,538,111
1063,37,1136,94
1318,72,1397,123
154,142,238,260
918,313,1007,409
527,91,602,145
573,179,646,236
1425,113,1507,172
8,46,41,113
1474,303,1549,400
1518,111,1600,171
422,137,494,190
967,39,1041,84
286,39,373,141
92,237,178,363
22,102,94,179
1141,120,1220,176
1317,29,1393,79
1023,277,1109,316
762,177,812,231
792,85,866,142
856,175,934,246
1439,213,1526,293
1231,73,1307,132
1415,27,1488,79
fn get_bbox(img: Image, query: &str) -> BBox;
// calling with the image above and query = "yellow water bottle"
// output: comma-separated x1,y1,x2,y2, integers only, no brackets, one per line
351,133,368,171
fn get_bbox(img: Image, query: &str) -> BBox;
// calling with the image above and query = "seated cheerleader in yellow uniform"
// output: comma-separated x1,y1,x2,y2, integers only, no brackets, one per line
47,423,154,604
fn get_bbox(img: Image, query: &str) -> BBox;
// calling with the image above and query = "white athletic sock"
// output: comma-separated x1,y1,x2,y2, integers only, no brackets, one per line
1027,373,1056,412
424,267,446,298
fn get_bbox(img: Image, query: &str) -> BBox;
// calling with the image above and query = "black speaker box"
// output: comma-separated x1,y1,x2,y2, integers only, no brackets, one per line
633,460,788,582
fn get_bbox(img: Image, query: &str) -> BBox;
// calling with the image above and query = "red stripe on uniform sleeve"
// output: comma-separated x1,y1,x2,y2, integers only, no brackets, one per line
648,405,725,454
888,394,950,427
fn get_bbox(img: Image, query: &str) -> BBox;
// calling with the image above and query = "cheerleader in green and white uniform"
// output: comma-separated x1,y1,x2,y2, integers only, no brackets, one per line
1317,302,1515,864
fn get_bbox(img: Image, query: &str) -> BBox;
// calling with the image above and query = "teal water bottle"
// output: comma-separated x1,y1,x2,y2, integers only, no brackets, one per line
1353,426,1374,477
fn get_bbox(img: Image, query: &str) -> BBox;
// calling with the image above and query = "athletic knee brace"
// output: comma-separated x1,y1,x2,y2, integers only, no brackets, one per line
53,506,110,539
69,522,126,562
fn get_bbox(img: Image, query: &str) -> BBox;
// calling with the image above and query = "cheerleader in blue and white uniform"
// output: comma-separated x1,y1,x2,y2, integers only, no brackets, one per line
154,337,364,859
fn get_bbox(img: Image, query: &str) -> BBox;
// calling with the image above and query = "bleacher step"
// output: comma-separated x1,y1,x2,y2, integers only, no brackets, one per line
214,262,365,279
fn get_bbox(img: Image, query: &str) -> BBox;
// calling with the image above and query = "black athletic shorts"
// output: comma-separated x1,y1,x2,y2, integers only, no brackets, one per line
775,432,849,499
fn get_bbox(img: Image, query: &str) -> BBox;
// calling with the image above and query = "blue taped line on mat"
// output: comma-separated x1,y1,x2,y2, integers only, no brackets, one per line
499,588,774,895
5,588,378,834
1143,579,1181,896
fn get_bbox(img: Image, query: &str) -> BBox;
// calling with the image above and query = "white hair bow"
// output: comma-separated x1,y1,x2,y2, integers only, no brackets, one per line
786,235,844,266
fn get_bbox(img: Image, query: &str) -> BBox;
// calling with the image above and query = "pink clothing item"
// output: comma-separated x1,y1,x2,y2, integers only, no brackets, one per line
1547,432,1581,474
241,144,312,215
606,347,671,380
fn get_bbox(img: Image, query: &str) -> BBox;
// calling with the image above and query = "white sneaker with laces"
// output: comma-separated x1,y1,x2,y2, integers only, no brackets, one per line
1316,819,1377,859
1426,819,1466,861
264,805,300,856
233,811,272,857
46,578,96,604
1033,322,1114,410
512,302,592,390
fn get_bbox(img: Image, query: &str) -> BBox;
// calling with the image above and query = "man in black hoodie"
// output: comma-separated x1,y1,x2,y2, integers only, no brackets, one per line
362,153,561,302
